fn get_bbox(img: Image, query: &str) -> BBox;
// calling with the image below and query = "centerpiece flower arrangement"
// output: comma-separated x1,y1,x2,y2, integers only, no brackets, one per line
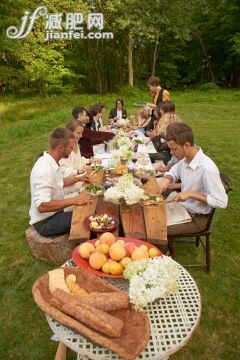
123,256,180,310
112,146,134,164
104,173,144,205
116,118,130,128
111,133,134,164
113,133,132,150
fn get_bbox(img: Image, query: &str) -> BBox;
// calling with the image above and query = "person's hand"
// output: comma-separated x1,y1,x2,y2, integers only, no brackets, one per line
156,165,167,173
73,192,92,205
146,129,156,138
90,158,102,164
76,174,90,183
78,165,90,174
172,191,192,202
167,183,181,190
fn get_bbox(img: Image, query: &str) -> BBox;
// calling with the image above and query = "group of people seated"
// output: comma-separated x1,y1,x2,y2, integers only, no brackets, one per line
29,76,228,245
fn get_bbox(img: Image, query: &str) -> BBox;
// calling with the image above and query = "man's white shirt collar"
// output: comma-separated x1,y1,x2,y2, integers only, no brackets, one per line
44,151,59,171
184,147,203,170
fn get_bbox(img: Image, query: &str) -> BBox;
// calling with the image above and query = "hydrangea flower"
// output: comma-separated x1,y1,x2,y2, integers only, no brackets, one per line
123,257,180,310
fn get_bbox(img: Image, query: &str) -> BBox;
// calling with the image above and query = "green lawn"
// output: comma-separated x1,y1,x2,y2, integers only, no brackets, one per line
0,89,240,359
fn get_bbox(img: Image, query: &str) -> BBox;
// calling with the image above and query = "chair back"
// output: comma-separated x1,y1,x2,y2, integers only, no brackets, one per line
205,172,232,232
220,173,232,194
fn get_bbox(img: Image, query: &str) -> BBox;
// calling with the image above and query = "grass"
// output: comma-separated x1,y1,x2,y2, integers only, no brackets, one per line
0,89,240,359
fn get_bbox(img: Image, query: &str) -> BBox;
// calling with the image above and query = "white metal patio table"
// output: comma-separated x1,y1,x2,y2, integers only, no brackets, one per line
46,259,201,360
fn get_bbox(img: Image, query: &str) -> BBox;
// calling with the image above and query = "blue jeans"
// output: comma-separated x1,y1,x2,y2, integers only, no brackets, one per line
34,211,72,238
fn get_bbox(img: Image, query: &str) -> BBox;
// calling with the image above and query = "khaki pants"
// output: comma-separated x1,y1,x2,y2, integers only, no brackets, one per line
167,213,210,236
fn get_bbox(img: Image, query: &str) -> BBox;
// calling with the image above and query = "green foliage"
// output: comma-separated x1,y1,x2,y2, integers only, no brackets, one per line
198,82,220,91
0,0,239,93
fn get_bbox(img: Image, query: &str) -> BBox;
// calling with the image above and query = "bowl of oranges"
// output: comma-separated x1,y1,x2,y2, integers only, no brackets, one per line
72,233,162,278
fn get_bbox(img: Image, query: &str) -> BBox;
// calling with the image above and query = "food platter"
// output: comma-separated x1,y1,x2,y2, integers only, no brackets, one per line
139,194,164,207
83,214,119,233
84,184,104,196
72,237,162,278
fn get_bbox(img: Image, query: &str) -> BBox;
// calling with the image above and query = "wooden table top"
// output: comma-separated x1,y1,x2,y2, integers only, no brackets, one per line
69,170,167,245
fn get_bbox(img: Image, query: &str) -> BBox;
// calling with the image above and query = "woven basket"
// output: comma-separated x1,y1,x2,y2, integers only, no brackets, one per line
32,267,150,360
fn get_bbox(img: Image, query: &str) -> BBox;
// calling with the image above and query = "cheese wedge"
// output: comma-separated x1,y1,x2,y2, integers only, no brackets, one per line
48,269,70,294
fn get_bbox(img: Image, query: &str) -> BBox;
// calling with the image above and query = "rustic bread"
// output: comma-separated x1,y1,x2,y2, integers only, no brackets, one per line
53,288,129,311
32,267,150,360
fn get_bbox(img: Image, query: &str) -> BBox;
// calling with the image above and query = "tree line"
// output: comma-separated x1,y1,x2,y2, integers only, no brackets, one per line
0,0,239,95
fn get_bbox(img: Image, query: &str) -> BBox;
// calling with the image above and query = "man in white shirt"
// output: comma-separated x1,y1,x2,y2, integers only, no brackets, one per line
158,122,228,235
29,127,92,237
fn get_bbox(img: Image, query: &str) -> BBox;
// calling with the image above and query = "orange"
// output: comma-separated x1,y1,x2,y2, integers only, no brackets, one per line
109,243,126,261
89,252,107,269
120,257,132,268
99,232,116,246
79,242,95,259
131,247,149,261
109,261,124,275
148,248,159,258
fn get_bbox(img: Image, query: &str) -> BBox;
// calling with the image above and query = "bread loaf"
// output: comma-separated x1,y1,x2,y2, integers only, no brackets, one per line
50,297,124,338
53,289,129,311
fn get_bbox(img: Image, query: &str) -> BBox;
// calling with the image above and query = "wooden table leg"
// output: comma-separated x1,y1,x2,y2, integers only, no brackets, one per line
55,342,67,360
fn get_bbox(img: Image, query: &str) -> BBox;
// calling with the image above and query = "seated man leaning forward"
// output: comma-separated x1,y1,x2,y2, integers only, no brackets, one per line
29,127,92,238
158,122,228,236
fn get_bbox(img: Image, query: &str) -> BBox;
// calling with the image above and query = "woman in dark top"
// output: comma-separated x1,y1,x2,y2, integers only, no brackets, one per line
109,98,127,121
72,107,114,158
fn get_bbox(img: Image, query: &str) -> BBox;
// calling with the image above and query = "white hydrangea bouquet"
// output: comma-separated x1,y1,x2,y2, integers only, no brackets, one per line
111,133,134,163
123,256,180,310
117,118,130,128
113,133,132,150
104,173,144,205
112,145,134,163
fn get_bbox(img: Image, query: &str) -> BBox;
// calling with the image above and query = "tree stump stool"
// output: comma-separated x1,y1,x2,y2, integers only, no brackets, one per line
25,226,77,265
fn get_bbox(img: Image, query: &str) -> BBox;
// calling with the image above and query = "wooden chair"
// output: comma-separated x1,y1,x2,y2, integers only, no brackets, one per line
168,173,232,272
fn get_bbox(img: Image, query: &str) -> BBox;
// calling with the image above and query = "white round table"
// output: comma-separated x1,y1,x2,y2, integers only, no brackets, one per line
46,260,201,360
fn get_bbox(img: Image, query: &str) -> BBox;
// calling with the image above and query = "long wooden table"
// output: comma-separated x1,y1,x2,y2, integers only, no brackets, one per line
68,169,167,246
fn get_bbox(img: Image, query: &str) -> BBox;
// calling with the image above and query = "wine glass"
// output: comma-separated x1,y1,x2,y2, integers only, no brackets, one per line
140,176,148,186
133,144,138,153
132,156,137,168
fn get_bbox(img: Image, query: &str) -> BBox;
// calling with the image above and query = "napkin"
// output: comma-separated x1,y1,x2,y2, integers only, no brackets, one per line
165,192,192,226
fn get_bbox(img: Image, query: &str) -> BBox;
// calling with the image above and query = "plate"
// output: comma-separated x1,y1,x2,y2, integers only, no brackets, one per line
72,237,162,278
83,214,119,233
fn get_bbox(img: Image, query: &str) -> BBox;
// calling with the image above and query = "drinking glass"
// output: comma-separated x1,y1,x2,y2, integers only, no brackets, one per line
140,176,148,185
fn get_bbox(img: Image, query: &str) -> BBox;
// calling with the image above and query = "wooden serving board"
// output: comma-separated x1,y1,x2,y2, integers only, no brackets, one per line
69,197,98,241
143,206,167,244
141,176,167,244
69,169,104,241
120,202,146,240
95,196,120,237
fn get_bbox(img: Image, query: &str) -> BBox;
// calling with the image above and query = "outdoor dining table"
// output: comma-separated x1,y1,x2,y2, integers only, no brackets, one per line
46,258,201,360
68,168,167,247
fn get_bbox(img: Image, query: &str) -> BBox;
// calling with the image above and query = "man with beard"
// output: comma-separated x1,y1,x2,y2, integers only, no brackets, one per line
29,127,92,237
